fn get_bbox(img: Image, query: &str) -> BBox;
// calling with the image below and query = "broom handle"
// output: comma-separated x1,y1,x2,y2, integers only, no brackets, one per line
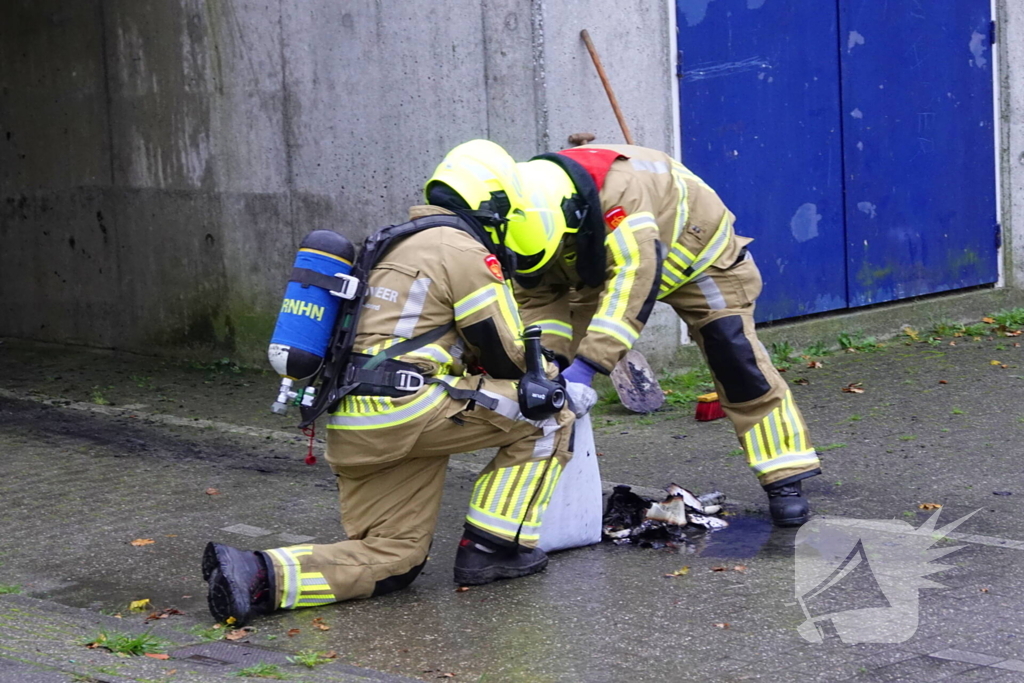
580,29,635,145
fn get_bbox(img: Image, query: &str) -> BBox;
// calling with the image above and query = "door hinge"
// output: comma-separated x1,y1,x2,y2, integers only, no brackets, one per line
996,223,1002,249
990,20,997,45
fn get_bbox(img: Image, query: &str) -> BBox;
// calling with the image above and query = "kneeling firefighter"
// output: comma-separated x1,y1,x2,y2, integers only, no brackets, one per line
203,140,596,626
436,141,822,526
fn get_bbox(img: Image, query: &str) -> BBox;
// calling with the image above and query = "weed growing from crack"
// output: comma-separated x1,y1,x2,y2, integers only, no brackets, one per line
286,650,333,668
235,663,287,679
84,630,166,657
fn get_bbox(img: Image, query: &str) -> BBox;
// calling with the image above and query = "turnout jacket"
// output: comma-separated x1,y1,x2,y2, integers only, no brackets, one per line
517,144,744,373
326,205,539,464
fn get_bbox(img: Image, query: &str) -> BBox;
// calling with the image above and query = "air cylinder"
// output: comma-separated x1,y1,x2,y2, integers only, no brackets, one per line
268,230,356,381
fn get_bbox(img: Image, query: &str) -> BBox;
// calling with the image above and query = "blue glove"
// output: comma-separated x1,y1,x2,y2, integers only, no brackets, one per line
561,359,597,387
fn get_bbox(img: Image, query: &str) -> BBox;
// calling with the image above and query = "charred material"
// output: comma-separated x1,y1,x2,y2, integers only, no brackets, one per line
602,484,728,549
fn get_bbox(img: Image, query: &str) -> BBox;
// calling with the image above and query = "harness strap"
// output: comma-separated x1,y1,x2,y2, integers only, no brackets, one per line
363,322,456,370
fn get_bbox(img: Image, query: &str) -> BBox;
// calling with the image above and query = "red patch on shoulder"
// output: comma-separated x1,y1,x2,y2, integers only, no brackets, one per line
604,206,627,230
484,254,504,281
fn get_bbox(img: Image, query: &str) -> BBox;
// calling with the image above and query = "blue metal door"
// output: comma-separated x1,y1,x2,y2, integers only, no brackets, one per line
677,0,849,321
676,0,999,320
839,0,998,306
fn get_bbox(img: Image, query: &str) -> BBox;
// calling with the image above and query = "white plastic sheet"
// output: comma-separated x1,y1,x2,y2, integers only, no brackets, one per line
537,413,603,552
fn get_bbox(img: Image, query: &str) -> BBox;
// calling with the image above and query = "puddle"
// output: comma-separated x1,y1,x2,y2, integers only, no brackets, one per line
697,516,796,559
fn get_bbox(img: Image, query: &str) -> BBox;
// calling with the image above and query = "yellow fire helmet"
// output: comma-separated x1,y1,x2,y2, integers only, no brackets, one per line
424,140,528,242
506,159,578,276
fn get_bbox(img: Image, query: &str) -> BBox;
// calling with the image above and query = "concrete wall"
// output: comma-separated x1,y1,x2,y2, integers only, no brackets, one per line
0,0,677,362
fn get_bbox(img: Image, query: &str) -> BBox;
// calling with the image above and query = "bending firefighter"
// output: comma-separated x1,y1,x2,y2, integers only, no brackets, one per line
203,142,594,625
430,141,821,526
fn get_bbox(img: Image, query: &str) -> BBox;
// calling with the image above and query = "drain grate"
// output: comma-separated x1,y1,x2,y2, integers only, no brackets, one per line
170,641,292,668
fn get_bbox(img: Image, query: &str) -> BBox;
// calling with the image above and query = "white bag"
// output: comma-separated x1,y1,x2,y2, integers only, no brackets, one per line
537,413,603,552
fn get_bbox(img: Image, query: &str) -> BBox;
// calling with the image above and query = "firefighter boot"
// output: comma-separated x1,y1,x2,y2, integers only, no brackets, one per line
453,531,548,586
765,480,810,527
202,542,275,626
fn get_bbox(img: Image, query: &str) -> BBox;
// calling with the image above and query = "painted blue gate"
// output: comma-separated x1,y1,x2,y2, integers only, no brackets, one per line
676,0,998,321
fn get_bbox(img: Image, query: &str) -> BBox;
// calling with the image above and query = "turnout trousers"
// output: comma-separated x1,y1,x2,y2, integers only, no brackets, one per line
658,240,821,486
262,378,575,610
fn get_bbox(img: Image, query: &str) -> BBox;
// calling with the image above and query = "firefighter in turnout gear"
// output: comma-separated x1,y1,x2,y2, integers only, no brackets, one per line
203,141,588,626
437,141,822,527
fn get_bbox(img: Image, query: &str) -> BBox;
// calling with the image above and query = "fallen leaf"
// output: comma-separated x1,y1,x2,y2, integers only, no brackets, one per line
939,380,948,384
166,670,177,675
777,367,788,373
130,539,155,547
733,565,747,572
225,616,236,625
807,360,824,369
842,383,865,394
982,317,996,324
1002,364,1009,369
980,587,990,593
711,566,728,572
225,629,250,641
903,326,920,341
1007,331,1023,337
664,566,690,577
1015,343,1021,348
165,534,178,537
792,378,809,386
991,360,1002,366
949,341,957,346
713,622,730,629
144,608,184,623
205,488,220,495
324,651,338,659
287,629,301,637
212,623,223,630
145,653,170,660
129,599,152,612
919,503,942,510
312,617,331,631
438,674,456,679
455,586,470,592
181,595,192,599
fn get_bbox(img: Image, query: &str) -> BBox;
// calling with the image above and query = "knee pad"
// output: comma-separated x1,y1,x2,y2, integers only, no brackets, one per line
699,315,771,403
372,557,427,597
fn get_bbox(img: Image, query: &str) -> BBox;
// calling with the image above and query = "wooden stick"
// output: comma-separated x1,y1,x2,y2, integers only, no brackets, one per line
580,29,635,145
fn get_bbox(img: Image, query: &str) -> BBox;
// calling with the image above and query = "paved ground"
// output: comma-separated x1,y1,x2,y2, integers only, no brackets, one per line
1,332,1023,682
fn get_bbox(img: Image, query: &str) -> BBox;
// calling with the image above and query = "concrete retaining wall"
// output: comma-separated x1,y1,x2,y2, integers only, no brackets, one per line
0,0,678,362
3,0,1021,370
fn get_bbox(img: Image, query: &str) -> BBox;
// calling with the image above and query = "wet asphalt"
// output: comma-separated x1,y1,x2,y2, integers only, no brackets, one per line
0,334,1022,681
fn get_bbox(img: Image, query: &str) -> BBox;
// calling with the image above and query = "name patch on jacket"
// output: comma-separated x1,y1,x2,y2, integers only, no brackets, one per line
604,206,627,230
484,254,504,281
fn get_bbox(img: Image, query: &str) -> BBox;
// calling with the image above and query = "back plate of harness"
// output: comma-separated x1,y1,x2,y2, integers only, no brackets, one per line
297,215,499,427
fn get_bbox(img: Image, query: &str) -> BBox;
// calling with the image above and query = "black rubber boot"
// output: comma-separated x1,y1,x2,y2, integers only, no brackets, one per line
453,535,548,586
203,543,275,626
765,480,810,527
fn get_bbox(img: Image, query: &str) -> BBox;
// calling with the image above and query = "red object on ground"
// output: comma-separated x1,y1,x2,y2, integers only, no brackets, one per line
302,425,317,465
695,392,726,422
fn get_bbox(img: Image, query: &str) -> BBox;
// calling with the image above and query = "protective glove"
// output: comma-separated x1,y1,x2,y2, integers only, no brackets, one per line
561,358,597,387
565,381,599,418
